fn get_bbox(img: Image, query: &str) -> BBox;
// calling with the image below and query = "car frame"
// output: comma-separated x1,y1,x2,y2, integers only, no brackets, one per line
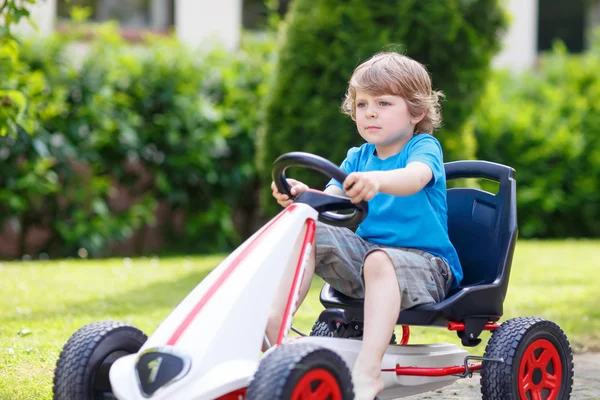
52,152,574,400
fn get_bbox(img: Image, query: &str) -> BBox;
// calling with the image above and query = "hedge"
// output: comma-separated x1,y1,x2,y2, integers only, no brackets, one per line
258,0,507,217
472,39,600,238
0,27,275,258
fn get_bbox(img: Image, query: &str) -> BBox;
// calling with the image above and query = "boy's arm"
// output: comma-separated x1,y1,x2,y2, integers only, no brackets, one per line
344,162,433,202
371,161,433,196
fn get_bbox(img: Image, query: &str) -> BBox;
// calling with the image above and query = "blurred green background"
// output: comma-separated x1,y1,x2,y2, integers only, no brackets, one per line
1,0,599,259
1,0,599,398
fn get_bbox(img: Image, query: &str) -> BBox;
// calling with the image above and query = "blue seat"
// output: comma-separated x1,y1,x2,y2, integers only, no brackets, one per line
318,160,518,346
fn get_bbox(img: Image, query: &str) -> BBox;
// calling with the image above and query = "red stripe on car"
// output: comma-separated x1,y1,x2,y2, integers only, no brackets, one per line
167,205,297,345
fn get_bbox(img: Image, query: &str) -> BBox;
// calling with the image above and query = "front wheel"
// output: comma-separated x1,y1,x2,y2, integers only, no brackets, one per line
53,321,147,400
246,342,353,400
480,316,574,400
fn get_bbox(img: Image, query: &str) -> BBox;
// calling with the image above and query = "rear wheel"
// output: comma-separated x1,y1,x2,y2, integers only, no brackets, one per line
246,342,353,400
53,321,147,400
481,316,574,400
310,320,397,344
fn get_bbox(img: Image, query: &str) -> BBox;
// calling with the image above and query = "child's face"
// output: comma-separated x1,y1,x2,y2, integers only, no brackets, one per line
354,89,419,149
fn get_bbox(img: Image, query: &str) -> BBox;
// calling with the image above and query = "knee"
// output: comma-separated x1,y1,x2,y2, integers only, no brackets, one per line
363,251,394,281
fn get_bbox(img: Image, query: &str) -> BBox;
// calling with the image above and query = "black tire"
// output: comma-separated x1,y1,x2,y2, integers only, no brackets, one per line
481,316,574,400
310,320,335,337
53,321,147,400
310,320,397,344
246,342,353,400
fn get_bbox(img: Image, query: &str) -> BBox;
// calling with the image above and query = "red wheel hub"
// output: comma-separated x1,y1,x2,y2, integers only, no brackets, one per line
518,338,563,400
291,368,342,400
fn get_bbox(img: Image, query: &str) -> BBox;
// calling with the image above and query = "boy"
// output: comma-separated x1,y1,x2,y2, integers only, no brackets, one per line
270,52,463,400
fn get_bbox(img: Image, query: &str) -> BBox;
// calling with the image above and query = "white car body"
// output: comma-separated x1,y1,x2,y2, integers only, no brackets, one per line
109,203,467,400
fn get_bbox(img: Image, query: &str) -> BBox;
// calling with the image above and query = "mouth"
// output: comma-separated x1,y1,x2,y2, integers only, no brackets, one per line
365,126,381,131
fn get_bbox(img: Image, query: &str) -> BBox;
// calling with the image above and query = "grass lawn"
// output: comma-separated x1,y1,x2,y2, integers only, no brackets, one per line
0,240,598,399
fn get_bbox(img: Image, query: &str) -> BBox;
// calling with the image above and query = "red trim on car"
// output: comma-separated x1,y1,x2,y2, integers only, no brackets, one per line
399,325,410,345
382,363,482,376
447,321,500,331
167,205,297,345
276,219,316,345
215,387,247,400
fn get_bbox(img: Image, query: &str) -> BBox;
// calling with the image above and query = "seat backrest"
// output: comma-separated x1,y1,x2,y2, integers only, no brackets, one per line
444,161,518,290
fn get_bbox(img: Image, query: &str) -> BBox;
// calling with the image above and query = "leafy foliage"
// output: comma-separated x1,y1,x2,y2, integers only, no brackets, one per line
258,0,507,217
0,0,38,136
472,37,600,238
1,28,275,258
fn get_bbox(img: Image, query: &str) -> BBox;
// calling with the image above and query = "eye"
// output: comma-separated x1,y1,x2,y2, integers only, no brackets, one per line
379,101,391,106
356,102,366,108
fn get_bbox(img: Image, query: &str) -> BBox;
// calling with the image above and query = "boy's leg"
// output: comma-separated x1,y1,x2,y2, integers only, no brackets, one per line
265,220,374,350
264,248,316,349
352,250,399,400
353,247,452,400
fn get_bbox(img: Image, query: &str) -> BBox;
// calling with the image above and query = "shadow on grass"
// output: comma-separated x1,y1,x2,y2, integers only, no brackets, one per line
2,269,213,324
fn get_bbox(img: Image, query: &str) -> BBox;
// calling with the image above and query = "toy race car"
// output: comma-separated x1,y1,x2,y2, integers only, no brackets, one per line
52,152,573,400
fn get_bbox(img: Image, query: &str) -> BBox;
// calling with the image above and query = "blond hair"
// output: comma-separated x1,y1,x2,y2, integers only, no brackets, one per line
341,52,444,134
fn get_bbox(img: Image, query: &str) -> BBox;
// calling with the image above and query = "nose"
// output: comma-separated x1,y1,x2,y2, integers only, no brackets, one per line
366,105,377,118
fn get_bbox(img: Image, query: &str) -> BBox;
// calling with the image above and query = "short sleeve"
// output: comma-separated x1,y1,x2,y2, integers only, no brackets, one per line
326,147,359,189
407,136,444,187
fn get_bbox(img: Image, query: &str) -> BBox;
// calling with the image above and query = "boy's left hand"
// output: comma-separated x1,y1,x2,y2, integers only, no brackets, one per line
343,172,380,203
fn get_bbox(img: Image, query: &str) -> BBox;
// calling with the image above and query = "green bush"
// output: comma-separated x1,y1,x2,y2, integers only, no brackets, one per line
0,0,39,136
258,0,507,217
472,40,600,238
0,28,276,258
1,33,157,258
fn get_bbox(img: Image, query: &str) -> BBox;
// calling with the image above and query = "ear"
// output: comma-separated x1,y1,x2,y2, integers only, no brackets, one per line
411,111,427,125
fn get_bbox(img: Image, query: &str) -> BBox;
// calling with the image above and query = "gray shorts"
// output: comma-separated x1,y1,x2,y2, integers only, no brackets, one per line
314,221,453,310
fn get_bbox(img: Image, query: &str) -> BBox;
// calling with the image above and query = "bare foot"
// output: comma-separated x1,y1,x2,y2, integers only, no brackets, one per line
352,365,384,400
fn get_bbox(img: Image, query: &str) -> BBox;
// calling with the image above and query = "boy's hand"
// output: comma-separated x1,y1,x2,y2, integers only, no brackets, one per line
271,178,309,208
343,172,380,203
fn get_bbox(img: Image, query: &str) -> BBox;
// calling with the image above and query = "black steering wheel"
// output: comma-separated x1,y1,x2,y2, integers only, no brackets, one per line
272,152,368,227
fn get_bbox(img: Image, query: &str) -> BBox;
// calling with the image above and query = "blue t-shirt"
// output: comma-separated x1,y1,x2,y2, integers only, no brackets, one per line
327,134,463,289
